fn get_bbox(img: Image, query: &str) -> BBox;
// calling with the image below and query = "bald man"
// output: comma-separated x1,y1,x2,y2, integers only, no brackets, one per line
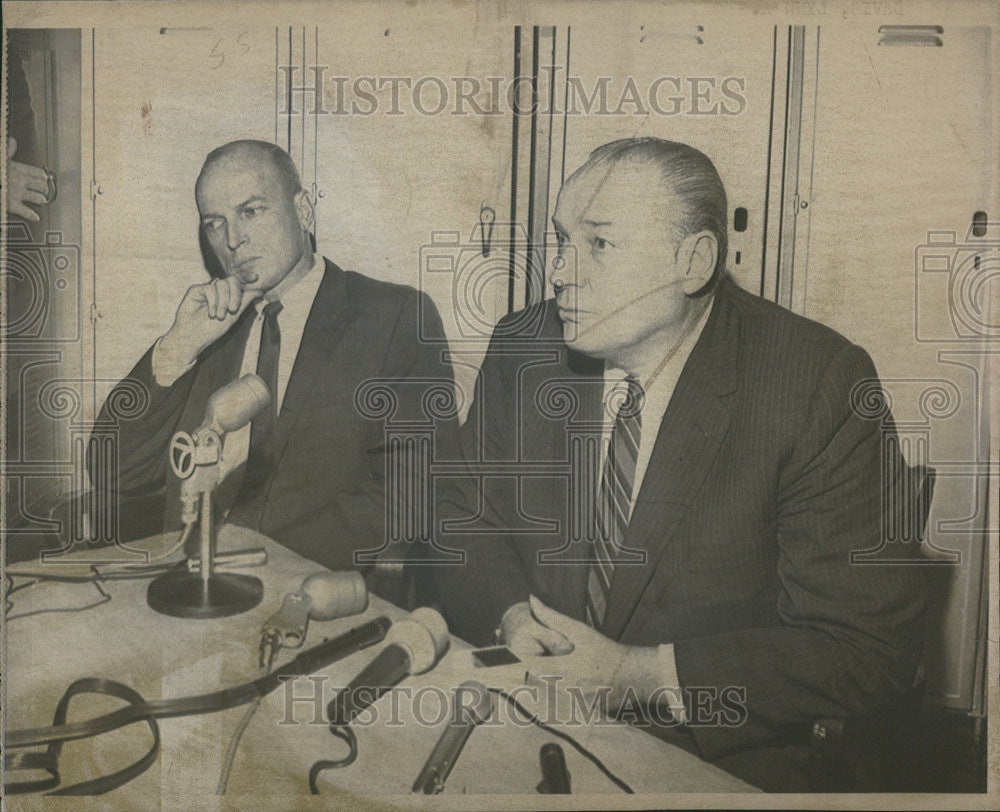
434,138,925,789
95,140,458,590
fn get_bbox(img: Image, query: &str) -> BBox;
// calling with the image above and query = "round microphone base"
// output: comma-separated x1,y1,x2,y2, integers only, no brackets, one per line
147,571,264,618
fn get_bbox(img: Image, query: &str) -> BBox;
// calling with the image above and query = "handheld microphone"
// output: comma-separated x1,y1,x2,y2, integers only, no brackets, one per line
199,373,271,436
536,742,571,794
411,680,493,794
327,607,449,726
259,572,369,667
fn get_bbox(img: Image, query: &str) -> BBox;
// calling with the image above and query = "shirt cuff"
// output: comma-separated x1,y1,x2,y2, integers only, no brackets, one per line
658,643,687,724
151,336,196,387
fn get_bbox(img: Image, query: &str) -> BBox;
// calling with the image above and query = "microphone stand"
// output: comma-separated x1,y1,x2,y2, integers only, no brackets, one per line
147,422,264,618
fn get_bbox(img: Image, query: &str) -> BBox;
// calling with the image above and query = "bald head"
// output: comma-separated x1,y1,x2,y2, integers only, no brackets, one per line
197,140,303,200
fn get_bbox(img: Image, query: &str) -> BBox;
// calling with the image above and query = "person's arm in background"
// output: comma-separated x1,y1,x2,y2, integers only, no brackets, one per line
5,33,48,224
433,310,571,651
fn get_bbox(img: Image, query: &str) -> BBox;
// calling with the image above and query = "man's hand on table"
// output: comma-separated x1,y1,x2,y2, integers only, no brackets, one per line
499,595,666,714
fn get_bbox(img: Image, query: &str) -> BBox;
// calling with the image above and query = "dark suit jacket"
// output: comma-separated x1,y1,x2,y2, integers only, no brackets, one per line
435,277,925,763
95,259,459,574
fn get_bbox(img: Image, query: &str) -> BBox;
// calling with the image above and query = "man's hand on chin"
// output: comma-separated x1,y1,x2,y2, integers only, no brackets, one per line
513,595,662,713
153,276,257,385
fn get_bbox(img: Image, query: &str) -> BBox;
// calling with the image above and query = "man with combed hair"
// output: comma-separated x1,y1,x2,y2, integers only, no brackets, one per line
95,140,458,588
435,137,925,789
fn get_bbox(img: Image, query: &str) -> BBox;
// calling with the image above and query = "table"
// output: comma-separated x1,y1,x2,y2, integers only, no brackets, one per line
4,526,756,806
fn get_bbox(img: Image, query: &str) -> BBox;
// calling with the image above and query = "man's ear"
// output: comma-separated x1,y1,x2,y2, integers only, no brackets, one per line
680,231,718,295
295,189,315,233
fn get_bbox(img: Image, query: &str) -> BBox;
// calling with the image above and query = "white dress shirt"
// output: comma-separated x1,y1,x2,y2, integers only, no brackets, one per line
598,297,715,723
218,254,324,481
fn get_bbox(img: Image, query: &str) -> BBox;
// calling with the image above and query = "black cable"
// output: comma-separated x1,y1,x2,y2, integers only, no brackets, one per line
217,660,271,795
487,687,634,794
4,563,185,623
5,579,112,621
6,617,391,750
308,725,358,794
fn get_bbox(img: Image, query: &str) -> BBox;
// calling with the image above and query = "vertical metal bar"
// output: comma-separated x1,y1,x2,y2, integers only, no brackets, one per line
301,26,306,174
560,27,571,187
507,26,522,315
313,26,319,245
776,25,806,310
286,27,293,154
759,26,778,299
90,28,97,418
526,27,558,308
274,27,279,145
525,27,540,306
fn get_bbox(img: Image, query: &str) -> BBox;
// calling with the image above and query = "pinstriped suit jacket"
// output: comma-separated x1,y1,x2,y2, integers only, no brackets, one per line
435,276,925,761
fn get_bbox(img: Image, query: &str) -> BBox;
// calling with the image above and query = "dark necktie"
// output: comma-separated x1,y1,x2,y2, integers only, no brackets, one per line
586,376,644,629
250,300,283,456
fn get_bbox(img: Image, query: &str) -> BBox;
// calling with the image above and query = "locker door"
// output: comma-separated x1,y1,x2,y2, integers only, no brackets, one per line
90,13,516,417
795,23,994,714
557,12,778,296
91,26,277,406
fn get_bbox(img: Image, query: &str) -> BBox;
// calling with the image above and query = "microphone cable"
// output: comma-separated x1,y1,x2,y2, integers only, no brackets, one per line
305,684,635,795
487,687,634,794
4,616,391,795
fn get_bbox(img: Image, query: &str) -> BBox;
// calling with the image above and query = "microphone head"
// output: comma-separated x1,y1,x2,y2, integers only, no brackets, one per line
203,374,271,435
385,607,450,674
300,571,368,620
408,607,450,660
453,680,493,726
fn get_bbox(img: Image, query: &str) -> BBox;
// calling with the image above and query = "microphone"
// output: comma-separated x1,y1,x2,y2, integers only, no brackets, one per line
259,572,369,667
536,742,571,794
198,373,271,436
150,374,272,620
411,680,493,794
327,607,449,726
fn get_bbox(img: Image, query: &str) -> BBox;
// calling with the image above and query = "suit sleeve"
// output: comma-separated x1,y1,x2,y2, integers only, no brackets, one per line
89,345,198,507
672,343,926,760
433,328,535,645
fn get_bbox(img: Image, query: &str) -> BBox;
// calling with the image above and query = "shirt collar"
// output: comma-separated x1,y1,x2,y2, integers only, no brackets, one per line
254,253,322,316
603,296,715,424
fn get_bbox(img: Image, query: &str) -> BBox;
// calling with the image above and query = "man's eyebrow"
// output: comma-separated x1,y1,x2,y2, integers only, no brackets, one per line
200,196,268,221
582,218,612,228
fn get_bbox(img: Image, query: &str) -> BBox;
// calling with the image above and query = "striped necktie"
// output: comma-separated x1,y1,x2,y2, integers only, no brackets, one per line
586,375,644,629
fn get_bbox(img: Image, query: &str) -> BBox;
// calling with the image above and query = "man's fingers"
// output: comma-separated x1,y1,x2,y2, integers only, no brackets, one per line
226,275,244,313
506,631,547,657
19,190,48,206
536,626,575,656
528,595,580,637
9,201,40,222
215,278,232,318
205,280,220,318
7,137,17,159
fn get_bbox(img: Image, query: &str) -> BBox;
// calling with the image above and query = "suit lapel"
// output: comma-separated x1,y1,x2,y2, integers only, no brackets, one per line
263,259,356,467
602,287,741,639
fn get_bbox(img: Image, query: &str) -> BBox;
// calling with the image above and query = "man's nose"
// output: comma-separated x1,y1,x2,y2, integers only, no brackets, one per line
226,221,248,252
